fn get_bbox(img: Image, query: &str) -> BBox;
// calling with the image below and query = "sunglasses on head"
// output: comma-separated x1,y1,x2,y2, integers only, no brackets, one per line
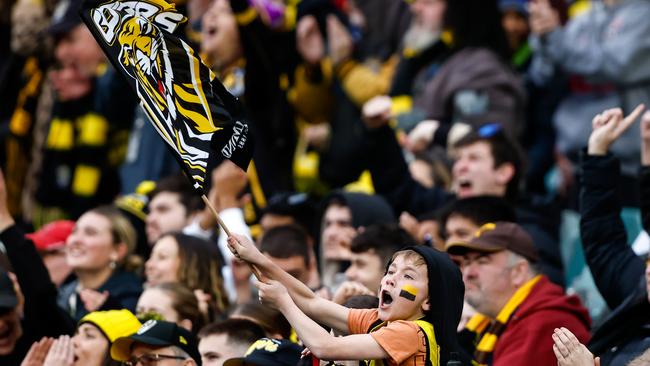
477,123,504,138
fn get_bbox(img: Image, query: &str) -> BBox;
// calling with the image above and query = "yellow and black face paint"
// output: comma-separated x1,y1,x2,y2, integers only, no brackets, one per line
399,284,418,301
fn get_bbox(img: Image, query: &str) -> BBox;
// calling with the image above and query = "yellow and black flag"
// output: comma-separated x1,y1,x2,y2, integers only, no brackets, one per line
79,0,253,192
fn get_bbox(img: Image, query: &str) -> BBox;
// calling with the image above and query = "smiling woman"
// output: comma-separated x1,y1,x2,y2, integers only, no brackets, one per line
145,232,230,320
57,206,143,322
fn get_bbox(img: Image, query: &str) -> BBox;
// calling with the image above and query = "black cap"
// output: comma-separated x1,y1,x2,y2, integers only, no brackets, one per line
0,270,18,310
111,320,202,365
223,338,302,366
263,192,310,217
48,0,83,36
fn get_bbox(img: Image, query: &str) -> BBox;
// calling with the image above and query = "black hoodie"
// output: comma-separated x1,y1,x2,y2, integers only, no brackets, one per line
396,246,467,365
322,191,396,229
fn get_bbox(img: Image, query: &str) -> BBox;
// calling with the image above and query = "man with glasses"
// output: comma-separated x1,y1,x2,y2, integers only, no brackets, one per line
112,320,201,366
446,221,590,366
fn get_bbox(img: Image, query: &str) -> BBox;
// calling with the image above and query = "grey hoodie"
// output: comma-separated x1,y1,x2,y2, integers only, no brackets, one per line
414,47,527,138
530,0,650,175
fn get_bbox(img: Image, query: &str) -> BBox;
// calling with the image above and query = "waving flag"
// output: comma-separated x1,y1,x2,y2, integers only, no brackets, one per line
79,0,253,192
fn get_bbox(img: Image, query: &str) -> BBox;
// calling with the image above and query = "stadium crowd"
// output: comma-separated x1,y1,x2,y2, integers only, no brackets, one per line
1,0,650,364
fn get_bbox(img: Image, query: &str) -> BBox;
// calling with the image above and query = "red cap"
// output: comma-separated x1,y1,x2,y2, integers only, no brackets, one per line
26,220,75,252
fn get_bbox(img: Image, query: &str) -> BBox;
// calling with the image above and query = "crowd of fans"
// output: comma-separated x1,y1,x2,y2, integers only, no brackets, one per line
1,0,650,364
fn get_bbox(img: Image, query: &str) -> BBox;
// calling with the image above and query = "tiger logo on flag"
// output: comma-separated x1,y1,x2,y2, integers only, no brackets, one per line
115,14,223,188
82,0,253,192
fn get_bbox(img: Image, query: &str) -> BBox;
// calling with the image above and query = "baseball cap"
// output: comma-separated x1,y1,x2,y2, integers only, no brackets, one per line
0,270,18,310
111,320,202,365
223,338,302,366
26,220,75,252
445,222,539,262
48,0,83,36
499,0,528,15
79,310,142,344
263,192,310,217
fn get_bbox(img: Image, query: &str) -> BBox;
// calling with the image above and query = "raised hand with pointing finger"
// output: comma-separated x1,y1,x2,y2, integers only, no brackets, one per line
588,104,645,156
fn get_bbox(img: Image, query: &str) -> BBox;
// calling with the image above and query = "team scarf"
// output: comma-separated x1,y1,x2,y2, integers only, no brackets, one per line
466,275,542,366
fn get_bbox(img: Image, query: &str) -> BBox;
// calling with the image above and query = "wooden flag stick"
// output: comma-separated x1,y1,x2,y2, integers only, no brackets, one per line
202,194,232,237
201,194,263,281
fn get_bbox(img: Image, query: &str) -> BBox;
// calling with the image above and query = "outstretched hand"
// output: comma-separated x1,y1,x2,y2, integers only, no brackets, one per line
588,104,645,156
226,233,265,281
407,120,440,153
296,15,324,66
332,281,374,305
256,279,291,311
529,0,560,35
226,233,266,266
362,96,392,129
327,15,353,66
552,327,600,366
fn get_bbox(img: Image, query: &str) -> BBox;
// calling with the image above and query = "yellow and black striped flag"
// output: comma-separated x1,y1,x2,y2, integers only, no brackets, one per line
79,0,253,193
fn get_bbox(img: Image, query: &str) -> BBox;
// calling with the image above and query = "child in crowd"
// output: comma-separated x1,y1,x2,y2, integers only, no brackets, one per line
227,234,465,365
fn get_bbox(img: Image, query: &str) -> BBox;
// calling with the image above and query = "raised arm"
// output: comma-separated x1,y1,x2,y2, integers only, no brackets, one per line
227,234,351,333
640,112,650,232
257,280,389,361
580,105,647,308
361,100,453,215
0,170,75,338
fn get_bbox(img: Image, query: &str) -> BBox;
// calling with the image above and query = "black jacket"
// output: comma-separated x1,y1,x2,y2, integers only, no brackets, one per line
580,152,650,365
230,0,299,194
57,270,142,323
0,225,75,366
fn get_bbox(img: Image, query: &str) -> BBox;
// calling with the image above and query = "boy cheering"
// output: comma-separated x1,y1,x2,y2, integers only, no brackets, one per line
227,234,466,365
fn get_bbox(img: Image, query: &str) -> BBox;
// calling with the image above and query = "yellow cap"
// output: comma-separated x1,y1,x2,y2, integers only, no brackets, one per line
80,310,142,343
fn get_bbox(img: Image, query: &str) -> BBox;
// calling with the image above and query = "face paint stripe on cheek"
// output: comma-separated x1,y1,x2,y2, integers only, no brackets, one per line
399,284,418,301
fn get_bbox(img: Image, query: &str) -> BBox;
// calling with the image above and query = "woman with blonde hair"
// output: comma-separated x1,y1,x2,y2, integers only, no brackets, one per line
136,282,208,334
57,205,143,322
145,232,229,319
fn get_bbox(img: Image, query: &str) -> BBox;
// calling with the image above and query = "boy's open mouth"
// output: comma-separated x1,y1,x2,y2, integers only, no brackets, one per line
458,179,472,189
381,290,393,306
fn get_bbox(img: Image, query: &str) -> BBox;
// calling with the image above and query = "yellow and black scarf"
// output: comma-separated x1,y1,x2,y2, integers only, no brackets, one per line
466,275,542,366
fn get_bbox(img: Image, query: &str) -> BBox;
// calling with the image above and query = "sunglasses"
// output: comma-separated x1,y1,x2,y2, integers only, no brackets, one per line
122,353,187,366
477,123,504,138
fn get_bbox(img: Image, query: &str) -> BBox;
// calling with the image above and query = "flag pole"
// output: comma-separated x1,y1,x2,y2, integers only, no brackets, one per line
201,195,263,281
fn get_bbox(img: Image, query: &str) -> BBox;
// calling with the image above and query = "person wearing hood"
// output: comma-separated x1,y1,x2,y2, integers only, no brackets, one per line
446,221,591,366
227,232,466,365
319,191,396,290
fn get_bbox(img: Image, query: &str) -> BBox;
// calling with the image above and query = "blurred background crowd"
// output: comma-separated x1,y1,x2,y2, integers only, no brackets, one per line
2,0,650,364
